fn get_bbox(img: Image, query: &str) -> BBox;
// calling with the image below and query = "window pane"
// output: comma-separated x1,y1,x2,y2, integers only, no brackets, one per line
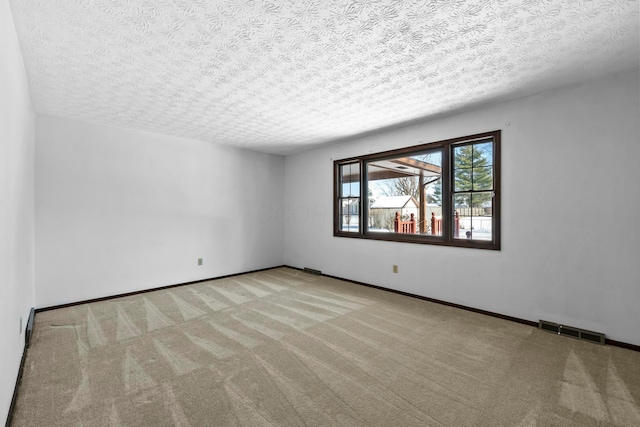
339,198,359,232
341,181,360,198
453,145,472,170
340,163,360,197
454,192,493,241
454,193,470,211
470,191,493,213
472,167,493,191
454,167,472,191
472,142,493,167
367,150,441,234
454,142,493,192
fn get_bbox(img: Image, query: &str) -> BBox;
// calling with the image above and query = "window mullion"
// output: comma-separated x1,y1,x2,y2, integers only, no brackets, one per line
360,159,366,235
441,145,452,242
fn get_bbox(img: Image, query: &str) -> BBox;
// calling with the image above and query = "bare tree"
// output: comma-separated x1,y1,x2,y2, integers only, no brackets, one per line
380,175,420,200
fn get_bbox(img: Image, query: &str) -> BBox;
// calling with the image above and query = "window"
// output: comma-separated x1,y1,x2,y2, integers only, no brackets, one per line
334,130,500,250
337,162,360,233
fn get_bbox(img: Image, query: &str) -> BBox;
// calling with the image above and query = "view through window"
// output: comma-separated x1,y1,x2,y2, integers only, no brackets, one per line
367,150,442,235
334,130,500,249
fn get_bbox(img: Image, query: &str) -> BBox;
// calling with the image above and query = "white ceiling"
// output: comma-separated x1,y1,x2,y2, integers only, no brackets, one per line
9,0,640,154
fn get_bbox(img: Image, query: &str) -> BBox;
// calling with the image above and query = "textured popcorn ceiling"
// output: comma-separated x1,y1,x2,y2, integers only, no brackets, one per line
9,0,640,154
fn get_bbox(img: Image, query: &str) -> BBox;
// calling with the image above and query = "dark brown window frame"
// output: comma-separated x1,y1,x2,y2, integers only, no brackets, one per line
333,130,501,250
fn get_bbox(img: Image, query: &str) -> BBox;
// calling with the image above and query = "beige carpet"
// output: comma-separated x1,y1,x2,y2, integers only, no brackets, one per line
10,267,640,426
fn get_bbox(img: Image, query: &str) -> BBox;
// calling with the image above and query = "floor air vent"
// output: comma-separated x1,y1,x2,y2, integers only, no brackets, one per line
539,320,605,345
303,267,321,275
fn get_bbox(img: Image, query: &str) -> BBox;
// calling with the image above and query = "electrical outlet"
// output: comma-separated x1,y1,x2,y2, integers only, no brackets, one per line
393,265,398,273
198,258,203,266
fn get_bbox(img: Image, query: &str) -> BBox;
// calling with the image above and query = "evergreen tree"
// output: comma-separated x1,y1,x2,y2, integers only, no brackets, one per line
429,179,442,204
453,144,493,207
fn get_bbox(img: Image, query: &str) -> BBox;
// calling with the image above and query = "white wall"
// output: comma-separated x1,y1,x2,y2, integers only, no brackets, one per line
0,0,35,422
284,68,640,346
35,116,285,308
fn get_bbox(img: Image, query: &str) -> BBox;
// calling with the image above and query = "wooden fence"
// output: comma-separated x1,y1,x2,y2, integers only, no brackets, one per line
394,211,460,237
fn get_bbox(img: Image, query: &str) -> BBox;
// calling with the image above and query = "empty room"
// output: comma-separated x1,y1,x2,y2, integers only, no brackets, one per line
2,0,639,425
